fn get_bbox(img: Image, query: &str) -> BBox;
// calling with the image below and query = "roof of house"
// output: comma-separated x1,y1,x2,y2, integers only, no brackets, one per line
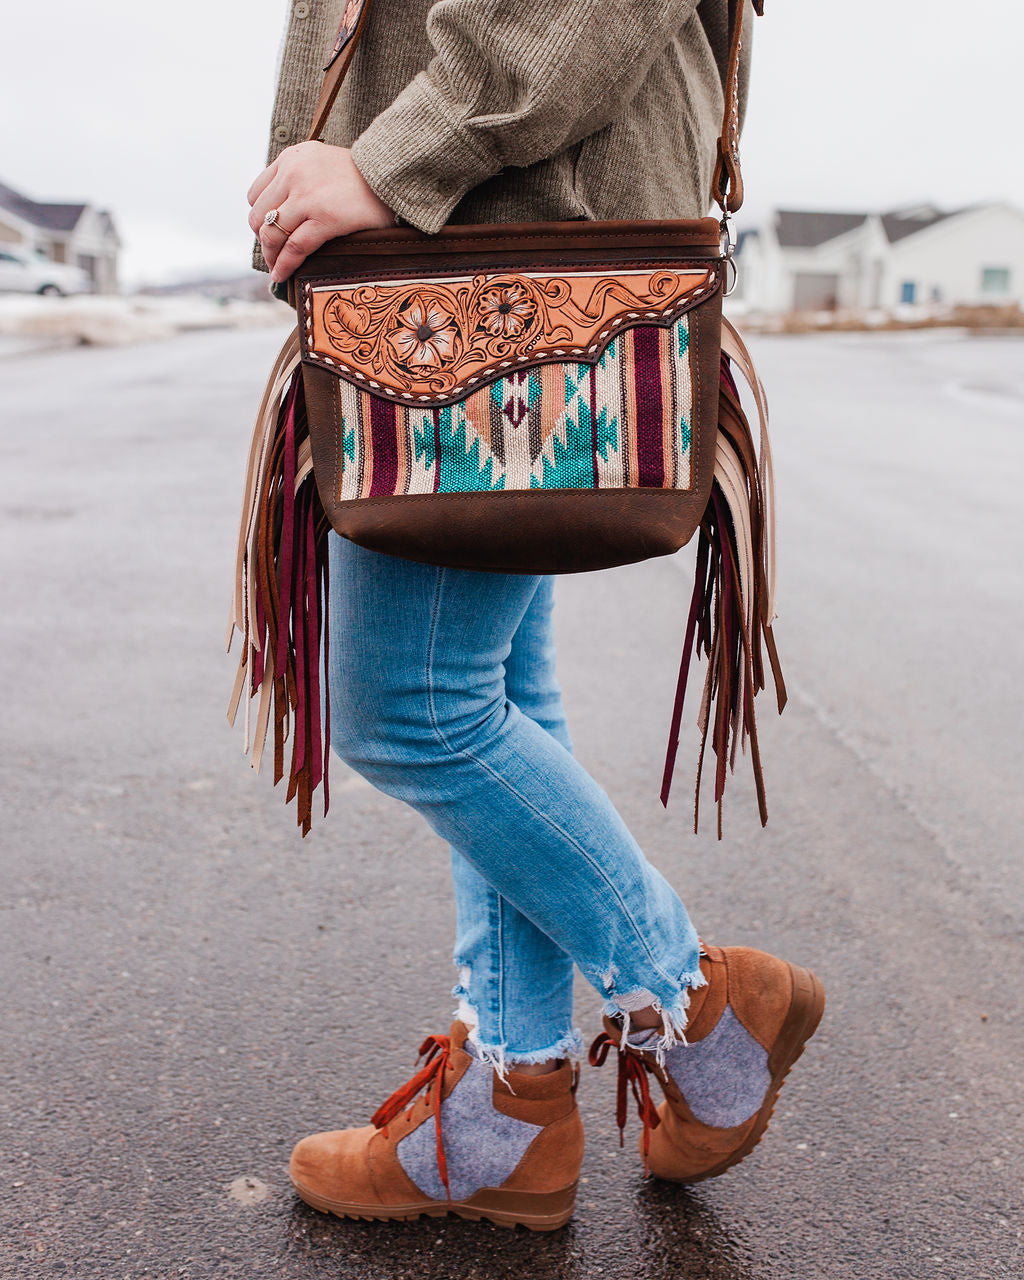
773,203,970,251
880,205,956,243
0,179,87,233
775,210,868,248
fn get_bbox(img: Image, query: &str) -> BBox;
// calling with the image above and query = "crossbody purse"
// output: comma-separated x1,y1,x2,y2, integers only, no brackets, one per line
228,0,785,835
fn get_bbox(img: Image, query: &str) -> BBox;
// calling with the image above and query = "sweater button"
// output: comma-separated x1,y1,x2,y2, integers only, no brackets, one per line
294,1,310,16
273,125,291,144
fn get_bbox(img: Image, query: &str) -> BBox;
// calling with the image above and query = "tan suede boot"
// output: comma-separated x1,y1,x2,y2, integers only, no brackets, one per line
289,1021,583,1230
589,943,824,1182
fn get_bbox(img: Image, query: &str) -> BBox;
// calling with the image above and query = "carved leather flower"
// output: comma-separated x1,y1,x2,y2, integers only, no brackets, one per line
478,283,536,339
389,297,459,368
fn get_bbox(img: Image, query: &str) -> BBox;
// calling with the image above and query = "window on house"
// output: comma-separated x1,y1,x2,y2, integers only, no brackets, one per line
900,281,916,304
981,267,1011,295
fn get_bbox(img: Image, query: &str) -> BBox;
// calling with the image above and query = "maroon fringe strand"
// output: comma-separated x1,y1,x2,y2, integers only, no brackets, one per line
661,350,786,835
227,347,331,837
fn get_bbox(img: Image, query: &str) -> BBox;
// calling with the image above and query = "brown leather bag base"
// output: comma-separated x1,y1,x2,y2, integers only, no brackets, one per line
303,473,716,575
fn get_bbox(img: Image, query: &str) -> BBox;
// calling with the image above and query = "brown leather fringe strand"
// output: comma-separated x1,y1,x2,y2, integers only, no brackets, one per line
227,330,331,836
661,332,786,836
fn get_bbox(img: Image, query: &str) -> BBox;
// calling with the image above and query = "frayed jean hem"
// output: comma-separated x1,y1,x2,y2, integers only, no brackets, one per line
455,997,583,1080
602,964,707,1063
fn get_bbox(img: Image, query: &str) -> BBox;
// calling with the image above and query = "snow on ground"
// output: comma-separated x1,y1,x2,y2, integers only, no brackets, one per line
0,291,289,351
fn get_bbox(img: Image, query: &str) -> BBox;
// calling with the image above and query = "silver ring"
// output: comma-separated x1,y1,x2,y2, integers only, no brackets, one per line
263,209,294,237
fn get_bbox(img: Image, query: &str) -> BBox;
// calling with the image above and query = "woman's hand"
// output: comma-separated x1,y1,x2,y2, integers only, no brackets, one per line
247,141,396,283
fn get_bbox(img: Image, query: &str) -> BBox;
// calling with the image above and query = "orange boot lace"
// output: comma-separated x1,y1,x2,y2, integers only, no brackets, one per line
371,1033,454,1201
588,1032,661,1175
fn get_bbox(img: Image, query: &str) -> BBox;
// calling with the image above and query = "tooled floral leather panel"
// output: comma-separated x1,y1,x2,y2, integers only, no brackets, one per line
300,264,721,406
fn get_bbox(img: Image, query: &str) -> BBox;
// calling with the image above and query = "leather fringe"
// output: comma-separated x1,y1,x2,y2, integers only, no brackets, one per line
226,328,331,836
661,319,787,836
230,324,783,840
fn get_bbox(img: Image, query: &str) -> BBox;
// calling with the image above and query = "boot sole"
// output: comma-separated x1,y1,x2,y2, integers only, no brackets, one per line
290,1177,578,1232
651,962,826,1183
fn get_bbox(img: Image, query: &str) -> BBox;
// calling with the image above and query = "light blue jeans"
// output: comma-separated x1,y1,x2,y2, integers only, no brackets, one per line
328,537,704,1069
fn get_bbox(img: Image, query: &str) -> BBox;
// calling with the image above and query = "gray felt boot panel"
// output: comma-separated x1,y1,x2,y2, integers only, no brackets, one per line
396,1058,544,1201
663,1006,771,1128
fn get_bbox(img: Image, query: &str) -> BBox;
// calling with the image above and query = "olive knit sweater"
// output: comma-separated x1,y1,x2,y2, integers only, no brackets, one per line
259,0,751,248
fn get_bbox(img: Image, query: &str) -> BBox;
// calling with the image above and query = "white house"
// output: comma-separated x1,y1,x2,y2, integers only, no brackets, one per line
734,202,1024,315
0,178,120,294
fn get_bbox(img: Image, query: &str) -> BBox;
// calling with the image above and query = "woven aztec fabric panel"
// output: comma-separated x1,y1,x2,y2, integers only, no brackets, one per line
336,319,693,500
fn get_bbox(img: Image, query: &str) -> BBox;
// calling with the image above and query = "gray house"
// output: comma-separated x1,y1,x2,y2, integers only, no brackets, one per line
0,179,120,294
734,203,1024,315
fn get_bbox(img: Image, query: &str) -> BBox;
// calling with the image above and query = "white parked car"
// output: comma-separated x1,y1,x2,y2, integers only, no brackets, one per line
0,247,92,296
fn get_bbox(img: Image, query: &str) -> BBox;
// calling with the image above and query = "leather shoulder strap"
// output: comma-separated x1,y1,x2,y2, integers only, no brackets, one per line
711,0,763,214
306,0,762,215
307,0,377,142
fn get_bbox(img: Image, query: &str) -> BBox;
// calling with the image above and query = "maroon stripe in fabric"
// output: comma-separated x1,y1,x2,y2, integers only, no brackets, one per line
632,327,665,489
432,409,442,493
368,396,399,497
589,364,600,488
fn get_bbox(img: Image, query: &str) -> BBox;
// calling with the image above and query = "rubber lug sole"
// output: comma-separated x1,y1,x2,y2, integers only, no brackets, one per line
290,1177,577,1232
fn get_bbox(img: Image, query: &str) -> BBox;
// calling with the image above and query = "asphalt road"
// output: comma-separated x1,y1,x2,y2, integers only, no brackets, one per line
1,323,1022,1279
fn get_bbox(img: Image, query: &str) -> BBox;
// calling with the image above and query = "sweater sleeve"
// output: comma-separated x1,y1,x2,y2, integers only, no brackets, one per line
350,0,702,234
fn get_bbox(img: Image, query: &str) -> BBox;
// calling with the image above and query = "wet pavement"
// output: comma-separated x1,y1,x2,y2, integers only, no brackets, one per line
1,325,1022,1278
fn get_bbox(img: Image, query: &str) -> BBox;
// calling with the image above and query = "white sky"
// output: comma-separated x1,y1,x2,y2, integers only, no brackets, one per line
1,0,1020,285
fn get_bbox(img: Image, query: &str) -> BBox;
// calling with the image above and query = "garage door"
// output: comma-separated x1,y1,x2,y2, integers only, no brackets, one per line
793,272,840,311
